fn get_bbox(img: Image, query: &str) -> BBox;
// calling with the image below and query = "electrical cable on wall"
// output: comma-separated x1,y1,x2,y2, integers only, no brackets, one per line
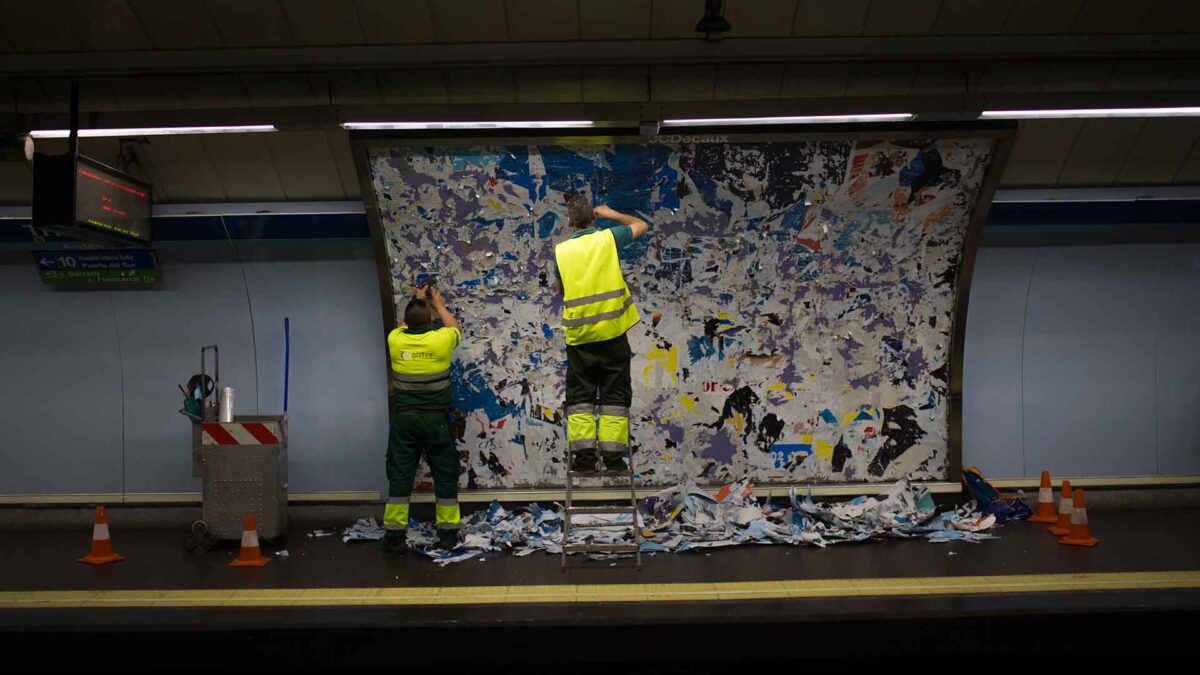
218,215,260,414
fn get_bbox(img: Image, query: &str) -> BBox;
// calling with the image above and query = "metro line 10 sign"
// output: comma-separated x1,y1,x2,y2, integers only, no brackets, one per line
33,250,159,287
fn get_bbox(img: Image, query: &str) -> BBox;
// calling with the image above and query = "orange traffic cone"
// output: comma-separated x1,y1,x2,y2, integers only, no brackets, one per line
79,505,125,565
1047,480,1073,536
1028,470,1058,523
228,514,270,567
1058,489,1099,547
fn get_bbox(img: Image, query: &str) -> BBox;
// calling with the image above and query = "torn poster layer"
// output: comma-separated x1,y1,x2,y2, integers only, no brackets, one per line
367,138,997,487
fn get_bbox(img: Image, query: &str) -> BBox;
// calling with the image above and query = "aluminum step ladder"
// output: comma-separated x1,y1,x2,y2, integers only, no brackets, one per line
561,454,643,571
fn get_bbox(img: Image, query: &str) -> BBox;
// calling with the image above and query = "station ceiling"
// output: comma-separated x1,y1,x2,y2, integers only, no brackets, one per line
1,0,1199,203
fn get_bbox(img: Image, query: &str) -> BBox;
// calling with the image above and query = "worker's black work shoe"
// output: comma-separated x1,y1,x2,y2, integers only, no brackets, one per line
601,452,627,472
437,530,460,551
570,450,598,473
381,531,407,554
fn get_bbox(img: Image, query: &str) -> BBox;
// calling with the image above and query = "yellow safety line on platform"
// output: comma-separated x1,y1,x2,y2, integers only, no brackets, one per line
1,571,1197,609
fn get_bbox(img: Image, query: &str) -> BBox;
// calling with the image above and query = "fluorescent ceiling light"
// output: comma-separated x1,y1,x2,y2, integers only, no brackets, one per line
661,113,914,126
341,120,595,130
980,107,1200,120
27,125,277,139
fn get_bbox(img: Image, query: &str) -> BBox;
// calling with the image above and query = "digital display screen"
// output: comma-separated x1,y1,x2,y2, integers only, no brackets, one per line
74,156,152,243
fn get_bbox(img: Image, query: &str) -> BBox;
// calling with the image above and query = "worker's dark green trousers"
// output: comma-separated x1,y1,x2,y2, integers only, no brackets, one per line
565,333,632,471
383,399,461,533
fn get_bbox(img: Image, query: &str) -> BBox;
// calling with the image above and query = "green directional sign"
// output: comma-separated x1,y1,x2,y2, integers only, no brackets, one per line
34,250,159,287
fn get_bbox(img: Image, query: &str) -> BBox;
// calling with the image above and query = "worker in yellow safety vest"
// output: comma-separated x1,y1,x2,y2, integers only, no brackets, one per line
554,194,650,473
382,283,462,553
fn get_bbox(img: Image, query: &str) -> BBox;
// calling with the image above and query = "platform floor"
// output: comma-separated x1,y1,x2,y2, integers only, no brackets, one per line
2,507,1198,670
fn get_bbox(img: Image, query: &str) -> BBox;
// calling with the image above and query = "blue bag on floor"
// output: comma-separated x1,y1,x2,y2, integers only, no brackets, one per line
962,467,1032,522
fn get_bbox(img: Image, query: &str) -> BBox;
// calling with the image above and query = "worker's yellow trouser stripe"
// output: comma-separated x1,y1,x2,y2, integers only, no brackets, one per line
597,408,629,454
383,498,409,531
566,404,598,452
435,498,461,530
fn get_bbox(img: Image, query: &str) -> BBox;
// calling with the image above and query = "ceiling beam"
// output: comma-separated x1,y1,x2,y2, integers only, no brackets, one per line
2,35,1199,77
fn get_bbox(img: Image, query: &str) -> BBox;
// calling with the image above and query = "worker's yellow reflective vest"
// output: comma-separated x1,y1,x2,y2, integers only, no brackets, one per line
554,228,640,345
386,326,459,407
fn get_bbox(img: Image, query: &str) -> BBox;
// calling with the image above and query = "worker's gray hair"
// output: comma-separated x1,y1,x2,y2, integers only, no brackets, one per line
566,193,594,229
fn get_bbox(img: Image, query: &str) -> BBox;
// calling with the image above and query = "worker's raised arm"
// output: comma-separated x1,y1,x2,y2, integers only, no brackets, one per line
429,286,460,332
594,204,649,240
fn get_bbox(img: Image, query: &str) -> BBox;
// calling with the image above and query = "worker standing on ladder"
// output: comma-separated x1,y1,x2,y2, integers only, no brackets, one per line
554,194,650,473
381,283,462,553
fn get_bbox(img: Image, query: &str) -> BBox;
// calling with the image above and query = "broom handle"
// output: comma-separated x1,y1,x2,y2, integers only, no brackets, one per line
283,317,290,413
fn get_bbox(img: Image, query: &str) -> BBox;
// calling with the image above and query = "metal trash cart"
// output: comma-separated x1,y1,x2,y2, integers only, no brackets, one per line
186,415,289,550
180,345,289,551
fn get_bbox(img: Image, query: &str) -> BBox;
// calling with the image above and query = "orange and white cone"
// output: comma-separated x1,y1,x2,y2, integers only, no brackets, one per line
79,505,125,565
1058,489,1100,547
1028,470,1058,523
228,514,270,567
1047,480,1073,536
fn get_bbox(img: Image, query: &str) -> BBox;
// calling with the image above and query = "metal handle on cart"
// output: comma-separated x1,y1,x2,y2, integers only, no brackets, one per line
201,345,220,418
201,345,219,393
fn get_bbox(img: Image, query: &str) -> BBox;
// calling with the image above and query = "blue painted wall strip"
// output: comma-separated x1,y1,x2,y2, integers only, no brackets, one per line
0,213,370,243
2,200,1198,244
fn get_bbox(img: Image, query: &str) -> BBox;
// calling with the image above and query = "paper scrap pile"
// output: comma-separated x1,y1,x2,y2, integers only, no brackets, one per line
383,479,1000,566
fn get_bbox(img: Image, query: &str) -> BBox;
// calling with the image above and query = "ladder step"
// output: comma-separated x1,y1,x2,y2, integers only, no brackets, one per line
562,543,640,551
566,505,637,515
568,470,633,478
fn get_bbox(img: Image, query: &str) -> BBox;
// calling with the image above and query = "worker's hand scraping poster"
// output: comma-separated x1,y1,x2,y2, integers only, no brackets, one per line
364,135,999,488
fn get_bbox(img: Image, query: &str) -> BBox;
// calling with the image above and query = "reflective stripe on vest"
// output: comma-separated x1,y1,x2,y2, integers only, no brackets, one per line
391,367,451,391
554,228,639,345
563,287,626,309
561,296,636,327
